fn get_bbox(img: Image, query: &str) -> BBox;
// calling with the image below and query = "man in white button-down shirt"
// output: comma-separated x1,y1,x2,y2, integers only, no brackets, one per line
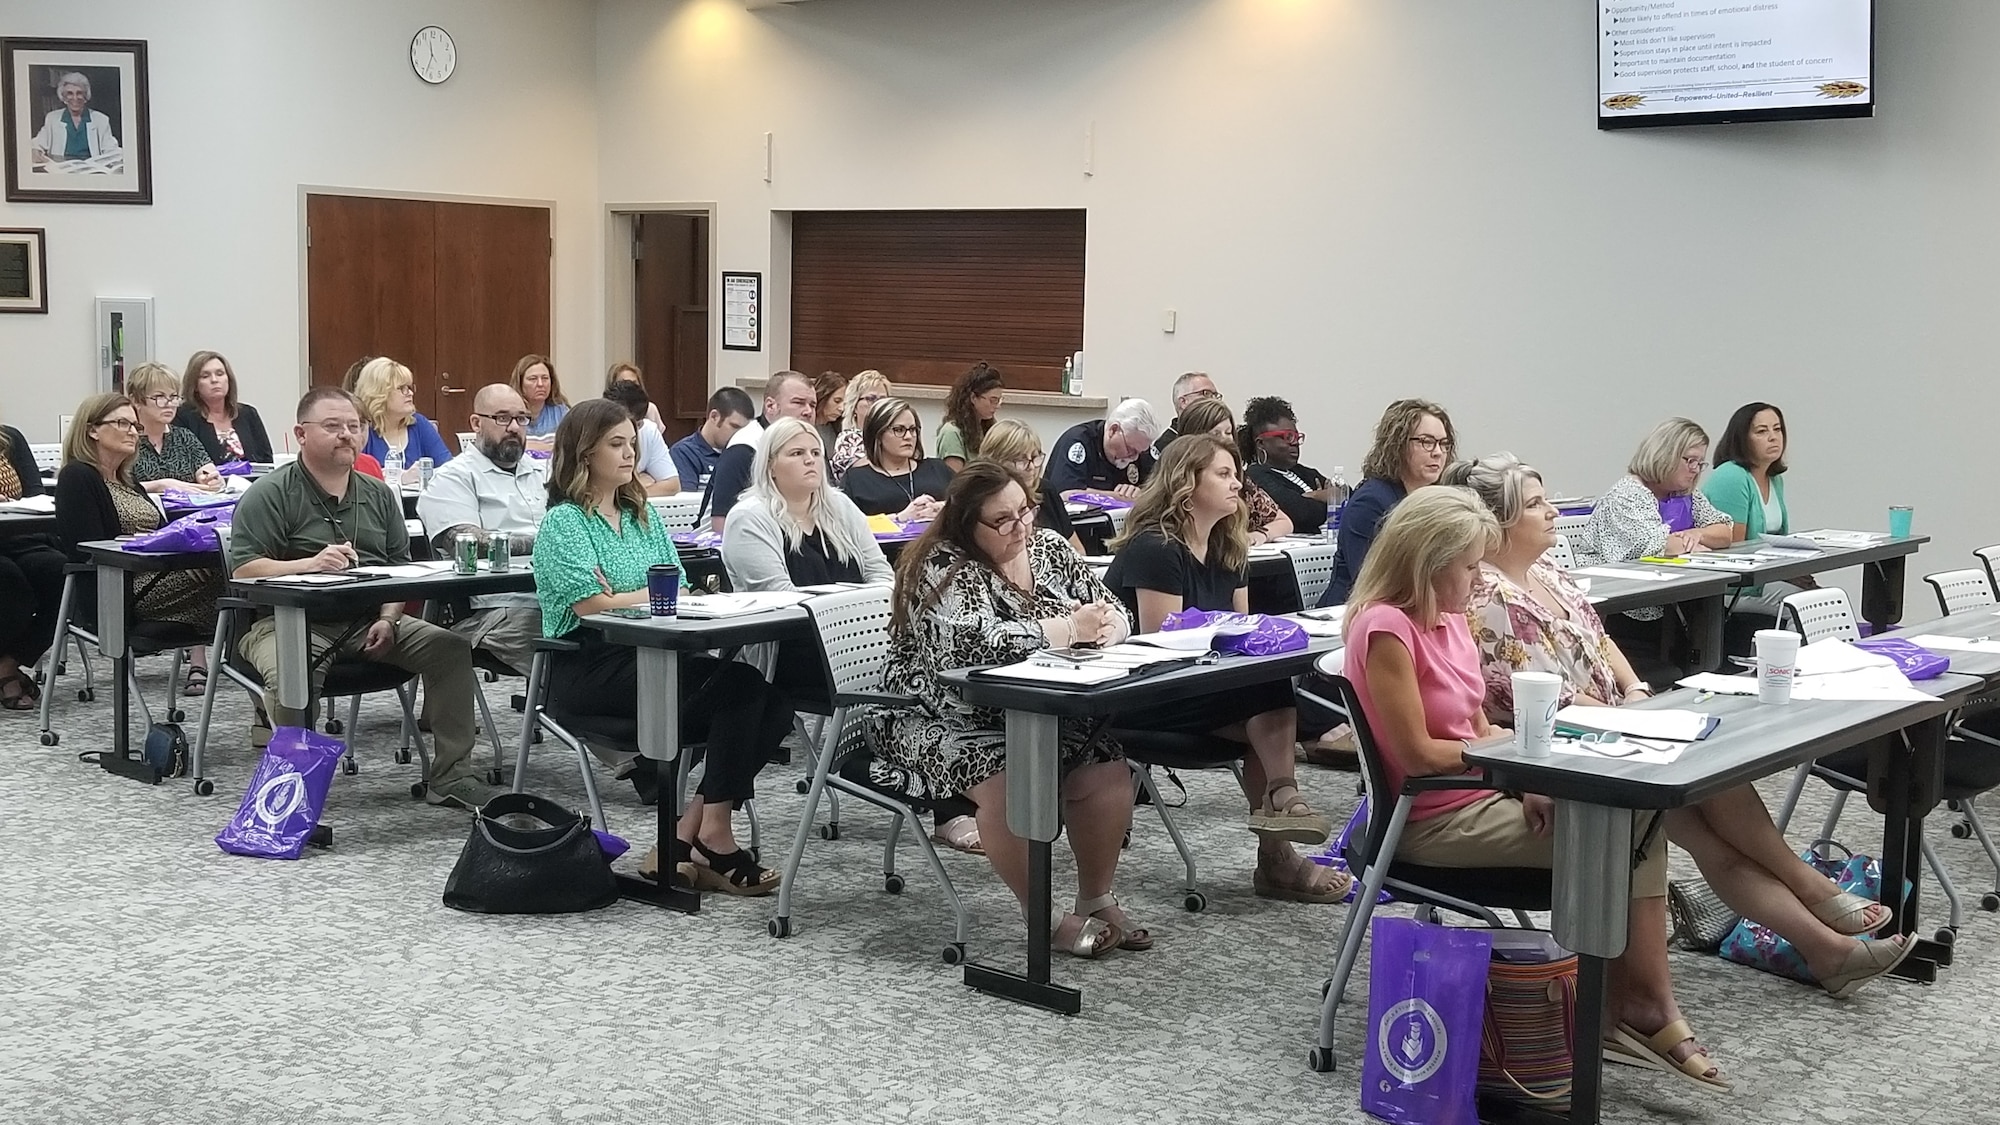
416,384,548,675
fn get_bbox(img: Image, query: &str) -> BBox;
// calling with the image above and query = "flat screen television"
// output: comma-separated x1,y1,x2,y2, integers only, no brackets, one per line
1599,1,1873,129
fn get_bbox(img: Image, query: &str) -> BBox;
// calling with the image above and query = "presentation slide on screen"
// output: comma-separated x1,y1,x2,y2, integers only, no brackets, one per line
1599,1,1871,120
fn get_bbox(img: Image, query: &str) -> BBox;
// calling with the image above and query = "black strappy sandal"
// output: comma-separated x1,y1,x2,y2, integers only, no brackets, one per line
638,836,695,888
690,839,781,896
0,673,35,711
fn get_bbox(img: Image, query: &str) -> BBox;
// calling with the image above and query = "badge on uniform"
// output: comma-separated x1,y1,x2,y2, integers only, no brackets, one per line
1126,463,1140,484
1066,442,1087,464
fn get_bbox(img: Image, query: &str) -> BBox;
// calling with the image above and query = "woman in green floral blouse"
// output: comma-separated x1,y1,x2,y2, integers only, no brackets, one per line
533,398,792,895
126,362,222,496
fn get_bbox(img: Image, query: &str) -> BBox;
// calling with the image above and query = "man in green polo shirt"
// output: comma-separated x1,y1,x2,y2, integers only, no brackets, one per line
227,387,494,810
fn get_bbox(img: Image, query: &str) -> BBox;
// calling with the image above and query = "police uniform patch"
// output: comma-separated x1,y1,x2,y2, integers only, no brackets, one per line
1126,463,1140,484
1066,442,1087,465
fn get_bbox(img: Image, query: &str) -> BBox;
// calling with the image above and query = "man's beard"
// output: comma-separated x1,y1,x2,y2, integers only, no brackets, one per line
482,435,525,468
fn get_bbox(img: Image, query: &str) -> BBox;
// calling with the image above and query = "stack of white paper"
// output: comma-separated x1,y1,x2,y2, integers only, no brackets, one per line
0,494,57,513
677,591,810,619
1572,566,1673,582
1793,638,1894,677
1554,705,1710,742
977,660,1130,686
1904,634,2000,655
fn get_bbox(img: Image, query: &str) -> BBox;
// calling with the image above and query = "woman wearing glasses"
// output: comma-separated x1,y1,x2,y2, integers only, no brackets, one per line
828,370,890,487
354,358,455,475
935,362,1004,471
876,462,1148,957
839,398,953,522
1241,396,1336,536
970,420,1084,551
1582,418,1733,570
1318,398,1458,607
54,393,219,686
126,363,223,496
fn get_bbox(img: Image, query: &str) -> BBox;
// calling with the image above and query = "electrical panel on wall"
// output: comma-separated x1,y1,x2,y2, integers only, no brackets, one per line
94,297,154,394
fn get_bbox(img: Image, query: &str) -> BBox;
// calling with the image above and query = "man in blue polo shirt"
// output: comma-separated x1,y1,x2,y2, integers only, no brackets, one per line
1045,398,1162,499
669,386,754,493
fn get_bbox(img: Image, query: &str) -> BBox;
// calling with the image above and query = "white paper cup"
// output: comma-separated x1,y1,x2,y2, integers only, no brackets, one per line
1512,671,1562,758
1754,629,1801,705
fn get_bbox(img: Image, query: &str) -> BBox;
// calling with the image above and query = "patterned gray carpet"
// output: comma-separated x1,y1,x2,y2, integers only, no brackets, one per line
4,655,1998,1123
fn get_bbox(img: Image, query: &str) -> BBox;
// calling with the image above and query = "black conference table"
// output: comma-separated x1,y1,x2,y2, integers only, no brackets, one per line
1464,674,1977,1124
940,636,1341,1014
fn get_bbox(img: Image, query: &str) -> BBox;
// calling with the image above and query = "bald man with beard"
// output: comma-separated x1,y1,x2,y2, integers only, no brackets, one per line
416,383,550,676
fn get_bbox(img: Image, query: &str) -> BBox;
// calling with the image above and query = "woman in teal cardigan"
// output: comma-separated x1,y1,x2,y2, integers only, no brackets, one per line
1703,402,1815,614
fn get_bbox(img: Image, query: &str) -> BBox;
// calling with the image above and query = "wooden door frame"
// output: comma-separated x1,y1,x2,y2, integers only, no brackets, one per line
604,201,717,407
296,184,559,395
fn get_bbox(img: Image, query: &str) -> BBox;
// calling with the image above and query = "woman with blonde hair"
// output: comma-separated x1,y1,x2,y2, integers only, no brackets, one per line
125,362,222,496
1341,485,1729,1093
354,357,453,473
1105,434,1342,902
1454,452,1910,1000
512,354,570,437
177,350,273,464
971,419,1082,551
1582,417,1734,571
723,417,891,591
533,399,792,893
828,369,890,486
604,361,663,427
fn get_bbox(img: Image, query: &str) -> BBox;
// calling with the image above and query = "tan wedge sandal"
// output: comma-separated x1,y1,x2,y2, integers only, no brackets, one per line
1249,776,1332,845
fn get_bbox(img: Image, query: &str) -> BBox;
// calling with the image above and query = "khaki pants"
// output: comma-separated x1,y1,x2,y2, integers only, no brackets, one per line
450,606,540,678
239,615,478,785
1399,792,1668,898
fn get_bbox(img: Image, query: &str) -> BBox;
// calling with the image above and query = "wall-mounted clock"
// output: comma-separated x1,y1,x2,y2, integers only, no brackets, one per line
411,26,456,85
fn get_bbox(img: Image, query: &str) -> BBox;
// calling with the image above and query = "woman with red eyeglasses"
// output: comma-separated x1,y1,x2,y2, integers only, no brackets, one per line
1241,396,1336,536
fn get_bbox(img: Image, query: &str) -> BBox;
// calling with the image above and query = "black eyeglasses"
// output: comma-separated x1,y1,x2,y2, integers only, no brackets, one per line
473,411,532,429
979,505,1039,534
887,424,921,438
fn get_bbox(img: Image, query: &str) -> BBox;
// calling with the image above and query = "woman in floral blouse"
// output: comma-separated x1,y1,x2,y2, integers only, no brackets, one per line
1450,452,1913,1001
875,461,1148,958
1578,417,1734,625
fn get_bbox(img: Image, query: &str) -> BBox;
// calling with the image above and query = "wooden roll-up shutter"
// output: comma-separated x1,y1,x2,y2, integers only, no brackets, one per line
790,209,1084,392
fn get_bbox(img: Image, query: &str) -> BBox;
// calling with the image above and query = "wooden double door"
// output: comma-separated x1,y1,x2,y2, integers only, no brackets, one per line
305,194,551,429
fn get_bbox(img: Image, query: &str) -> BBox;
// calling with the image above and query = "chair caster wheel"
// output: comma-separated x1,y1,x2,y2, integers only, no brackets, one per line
769,917,792,938
193,778,215,797
53,663,66,676
326,719,344,734
1982,892,2000,913
820,823,840,841
76,688,93,702
884,873,906,894
942,942,966,966
1952,822,1972,839
394,749,412,765
486,768,504,785
1307,1047,1336,1073
342,758,358,776
795,779,810,795
39,731,58,746
1936,927,1957,946
409,782,427,800
168,709,185,724
1183,891,1207,912
750,847,761,864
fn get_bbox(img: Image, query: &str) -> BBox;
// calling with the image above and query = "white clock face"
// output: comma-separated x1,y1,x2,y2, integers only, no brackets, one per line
411,26,456,85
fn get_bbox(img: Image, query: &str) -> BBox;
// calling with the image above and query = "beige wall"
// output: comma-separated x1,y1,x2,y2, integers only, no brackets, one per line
1,0,603,447
596,0,2000,615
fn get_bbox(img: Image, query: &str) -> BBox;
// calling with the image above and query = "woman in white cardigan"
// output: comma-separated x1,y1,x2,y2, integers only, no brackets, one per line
722,417,892,591
31,72,122,166
722,417,989,852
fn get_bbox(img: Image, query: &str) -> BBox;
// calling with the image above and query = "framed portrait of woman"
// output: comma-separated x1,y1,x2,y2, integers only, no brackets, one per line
2,37,152,205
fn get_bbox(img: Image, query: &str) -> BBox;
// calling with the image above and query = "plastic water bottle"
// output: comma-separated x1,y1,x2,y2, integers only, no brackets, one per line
1326,465,1350,540
1061,355,1076,396
382,446,404,485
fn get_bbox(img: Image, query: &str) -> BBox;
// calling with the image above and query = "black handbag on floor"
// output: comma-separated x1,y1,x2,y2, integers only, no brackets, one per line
442,792,619,914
